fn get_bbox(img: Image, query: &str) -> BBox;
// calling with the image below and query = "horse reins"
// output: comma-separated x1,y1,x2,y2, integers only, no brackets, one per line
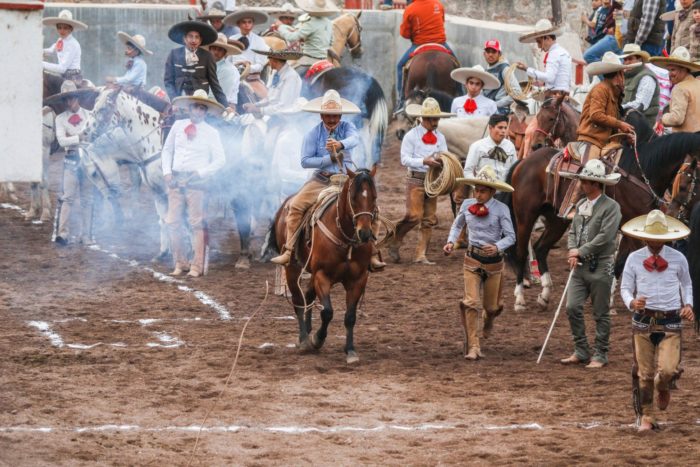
534,98,564,147
671,161,699,223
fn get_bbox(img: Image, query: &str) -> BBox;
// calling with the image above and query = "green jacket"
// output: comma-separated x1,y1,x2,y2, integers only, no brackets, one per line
623,65,659,128
278,15,332,60
568,194,622,261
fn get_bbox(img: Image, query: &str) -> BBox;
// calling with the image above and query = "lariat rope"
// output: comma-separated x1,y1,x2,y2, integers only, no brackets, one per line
424,151,463,198
504,63,534,101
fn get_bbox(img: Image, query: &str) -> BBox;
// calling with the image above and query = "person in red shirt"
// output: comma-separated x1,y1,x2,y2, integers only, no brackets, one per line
396,0,453,102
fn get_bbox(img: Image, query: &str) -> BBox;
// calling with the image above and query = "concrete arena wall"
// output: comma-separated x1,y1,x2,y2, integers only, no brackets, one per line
43,4,583,107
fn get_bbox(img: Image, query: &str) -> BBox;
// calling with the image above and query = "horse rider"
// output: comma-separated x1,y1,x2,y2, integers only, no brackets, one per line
271,90,387,268
559,52,637,219
244,49,303,116
105,32,152,90
162,90,226,278
482,39,523,115
443,165,515,360
42,10,86,83
619,210,694,432
163,20,231,109
618,43,661,129
450,65,499,119
224,9,271,97
396,0,454,107
625,0,666,57
274,0,337,76
266,2,303,52
463,114,518,181
45,81,98,246
651,46,700,133
387,98,454,265
559,159,622,368
204,33,243,109
199,2,239,37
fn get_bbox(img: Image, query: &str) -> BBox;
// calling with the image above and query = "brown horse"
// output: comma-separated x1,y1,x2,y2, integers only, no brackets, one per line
266,168,378,364
520,96,580,158
668,157,699,225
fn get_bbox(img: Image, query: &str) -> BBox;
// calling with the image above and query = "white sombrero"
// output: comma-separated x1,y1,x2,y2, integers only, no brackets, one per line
450,65,500,89
455,165,514,192
618,43,651,63
621,210,690,242
559,159,621,186
586,51,642,75
295,0,340,17
204,33,243,56
650,46,700,72
272,2,302,19
172,89,224,116
519,19,562,43
302,89,360,115
117,32,153,56
223,9,270,26
43,10,88,31
405,97,455,118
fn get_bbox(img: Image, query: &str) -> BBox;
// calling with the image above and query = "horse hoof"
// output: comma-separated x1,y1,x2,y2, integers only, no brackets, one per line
346,351,359,364
235,256,251,270
537,295,549,311
514,303,527,313
40,210,52,222
299,338,317,354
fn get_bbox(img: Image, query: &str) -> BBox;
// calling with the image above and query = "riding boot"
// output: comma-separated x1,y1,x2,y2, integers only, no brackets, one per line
465,308,482,360
414,229,435,265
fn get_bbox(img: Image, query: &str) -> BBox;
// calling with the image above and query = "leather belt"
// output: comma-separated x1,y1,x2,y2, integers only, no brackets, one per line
637,309,679,319
466,245,502,264
408,169,426,180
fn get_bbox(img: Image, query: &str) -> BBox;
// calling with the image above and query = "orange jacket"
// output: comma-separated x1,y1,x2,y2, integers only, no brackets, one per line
400,0,446,45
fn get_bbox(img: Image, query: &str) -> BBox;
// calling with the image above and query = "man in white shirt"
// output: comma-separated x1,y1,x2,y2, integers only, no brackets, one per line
162,90,226,278
244,49,303,116
42,10,86,80
463,114,518,181
450,65,499,119
387,98,454,265
224,9,271,98
515,19,572,98
619,210,694,432
204,33,242,107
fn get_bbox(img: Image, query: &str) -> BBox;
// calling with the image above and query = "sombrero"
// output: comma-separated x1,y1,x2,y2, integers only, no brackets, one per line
450,65,500,89
198,5,229,21
43,80,98,108
455,165,514,192
621,210,690,242
205,33,243,56
223,9,270,26
559,159,621,186
295,0,340,17
302,89,360,114
117,32,153,56
43,10,88,32
168,20,218,46
586,51,641,76
405,97,455,118
272,2,302,19
650,46,700,72
172,89,224,116
519,19,562,43
618,43,650,63
252,48,304,61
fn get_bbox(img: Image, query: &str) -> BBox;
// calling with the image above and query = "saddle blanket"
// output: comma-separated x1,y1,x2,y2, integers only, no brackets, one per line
410,43,453,57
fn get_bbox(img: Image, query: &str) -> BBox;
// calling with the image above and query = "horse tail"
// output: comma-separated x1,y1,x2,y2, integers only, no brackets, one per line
496,160,522,271
688,203,700,329
260,221,278,262
368,90,388,168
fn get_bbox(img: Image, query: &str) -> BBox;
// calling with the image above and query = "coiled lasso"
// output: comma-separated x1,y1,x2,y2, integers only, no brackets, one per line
424,151,464,198
503,63,534,101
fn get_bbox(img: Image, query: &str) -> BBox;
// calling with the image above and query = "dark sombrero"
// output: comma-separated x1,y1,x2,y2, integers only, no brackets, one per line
43,80,98,109
168,20,218,46
252,48,305,61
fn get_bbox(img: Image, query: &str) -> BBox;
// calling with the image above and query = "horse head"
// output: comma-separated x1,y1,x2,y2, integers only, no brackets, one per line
623,108,656,144
85,87,121,141
532,96,579,150
345,166,377,244
331,12,363,60
668,157,699,224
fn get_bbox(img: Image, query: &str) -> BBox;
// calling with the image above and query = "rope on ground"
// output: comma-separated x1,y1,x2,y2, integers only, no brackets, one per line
504,63,533,101
187,281,270,466
424,151,463,198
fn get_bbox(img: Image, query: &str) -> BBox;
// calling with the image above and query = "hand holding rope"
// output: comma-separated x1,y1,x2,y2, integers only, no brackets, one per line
424,151,463,198
504,63,534,101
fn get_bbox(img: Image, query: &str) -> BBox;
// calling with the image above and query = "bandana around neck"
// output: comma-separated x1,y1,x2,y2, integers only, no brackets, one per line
422,129,437,145
463,98,477,114
643,254,668,272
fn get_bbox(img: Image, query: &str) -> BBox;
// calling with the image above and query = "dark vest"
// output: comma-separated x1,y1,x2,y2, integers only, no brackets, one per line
626,0,666,47
623,65,660,127
484,61,508,101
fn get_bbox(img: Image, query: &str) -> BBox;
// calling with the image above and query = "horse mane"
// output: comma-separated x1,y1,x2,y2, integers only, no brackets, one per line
618,132,700,178
351,169,376,198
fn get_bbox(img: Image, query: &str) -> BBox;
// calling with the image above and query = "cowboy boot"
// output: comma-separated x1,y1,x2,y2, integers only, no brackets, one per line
271,249,292,265
465,309,482,360
414,229,435,265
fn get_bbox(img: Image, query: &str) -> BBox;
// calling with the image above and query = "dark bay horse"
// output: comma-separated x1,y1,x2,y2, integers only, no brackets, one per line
504,112,700,313
266,168,378,364
668,156,699,225
522,96,580,157
688,204,700,328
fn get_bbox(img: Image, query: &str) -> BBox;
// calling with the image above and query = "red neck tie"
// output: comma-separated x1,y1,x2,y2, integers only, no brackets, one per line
468,203,489,217
56,39,64,52
543,52,549,65
422,130,437,145
463,98,478,114
68,113,82,126
184,123,197,140
643,255,668,273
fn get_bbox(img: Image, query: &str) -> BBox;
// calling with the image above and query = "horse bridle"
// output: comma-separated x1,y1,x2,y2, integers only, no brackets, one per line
534,98,564,147
335,173,377,246
671,161,699,224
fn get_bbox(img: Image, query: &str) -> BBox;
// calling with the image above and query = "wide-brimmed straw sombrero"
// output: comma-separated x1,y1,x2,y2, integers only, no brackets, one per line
117,31,153,56
43,9,88,31
455,165,514,192
405,97,455,118
252,48,304,61
223,9,270,26
43,80,98,108
272,2,302,19
621,210,690,242
198,5,229,21
302,89,360,114
559,159,621,186
650,46,700,72
295,0,340,17
450,65,500,89
519,19,562,43
205,33,243,56
586,51,641,75
618,43,650,63
172,89,224,116
168,20,218,46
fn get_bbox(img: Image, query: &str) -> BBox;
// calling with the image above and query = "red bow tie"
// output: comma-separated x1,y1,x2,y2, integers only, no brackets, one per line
184,123,197,140
422,130,437,145
543,52,549,65
68,113,82,126
463,98,478,114
56,38,64,52
468,203,489,217
643,255,668,273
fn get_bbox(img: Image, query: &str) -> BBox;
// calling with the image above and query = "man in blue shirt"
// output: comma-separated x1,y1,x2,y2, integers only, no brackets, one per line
107,31,151,88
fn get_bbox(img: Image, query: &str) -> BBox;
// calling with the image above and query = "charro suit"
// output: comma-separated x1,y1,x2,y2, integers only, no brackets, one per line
163,47,228,107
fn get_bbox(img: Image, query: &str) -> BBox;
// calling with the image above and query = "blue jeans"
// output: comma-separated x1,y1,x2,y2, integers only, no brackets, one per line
583,35,621,64
641,42,663,57
396,42,454,104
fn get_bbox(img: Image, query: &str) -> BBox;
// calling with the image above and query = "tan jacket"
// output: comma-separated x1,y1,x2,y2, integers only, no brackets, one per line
661,75,700,133
671,9,693,52
577,80,626,148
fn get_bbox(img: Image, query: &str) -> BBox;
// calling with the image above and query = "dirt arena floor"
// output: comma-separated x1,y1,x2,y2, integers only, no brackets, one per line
1,123,699,465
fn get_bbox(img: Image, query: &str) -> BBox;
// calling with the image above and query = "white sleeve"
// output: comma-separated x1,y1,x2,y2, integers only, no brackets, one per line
55,117,80,148
678,256,694,307
619,256,637,310
161,123,178,176
463,143,480,177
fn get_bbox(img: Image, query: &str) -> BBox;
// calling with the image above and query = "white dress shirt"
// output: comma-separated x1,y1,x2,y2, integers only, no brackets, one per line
115,55,147,87
620,245,693,311
400,125,448,173
622,75,656,111
260,64,302,116
55,108,90,151
161,119,225,179
43,34,81,75
463,136,517,181
212,59,240,105
526,43,572,93
451,93,498,119
228,32,269,74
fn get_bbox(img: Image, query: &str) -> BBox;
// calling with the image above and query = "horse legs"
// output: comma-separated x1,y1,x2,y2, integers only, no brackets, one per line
533,214,570,311
343,275,368,364
232,197,253,269
513,204,540,313
152,194,171,262
310,273,333,351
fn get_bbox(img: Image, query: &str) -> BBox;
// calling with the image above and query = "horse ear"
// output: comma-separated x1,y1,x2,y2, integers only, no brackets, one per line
347,168,356,178
555,94,565,107
370,164,377,178
356,11,362,19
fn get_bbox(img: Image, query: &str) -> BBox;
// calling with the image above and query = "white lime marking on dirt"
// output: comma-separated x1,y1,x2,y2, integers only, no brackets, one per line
146,332,184,348
27,321,64,348
258,343,275,349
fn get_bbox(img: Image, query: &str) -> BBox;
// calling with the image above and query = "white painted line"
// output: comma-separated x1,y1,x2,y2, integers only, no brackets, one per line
27,321,64,348
146,332,184,349
0,203,27,214
485,423,542,431
258,343,275,349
